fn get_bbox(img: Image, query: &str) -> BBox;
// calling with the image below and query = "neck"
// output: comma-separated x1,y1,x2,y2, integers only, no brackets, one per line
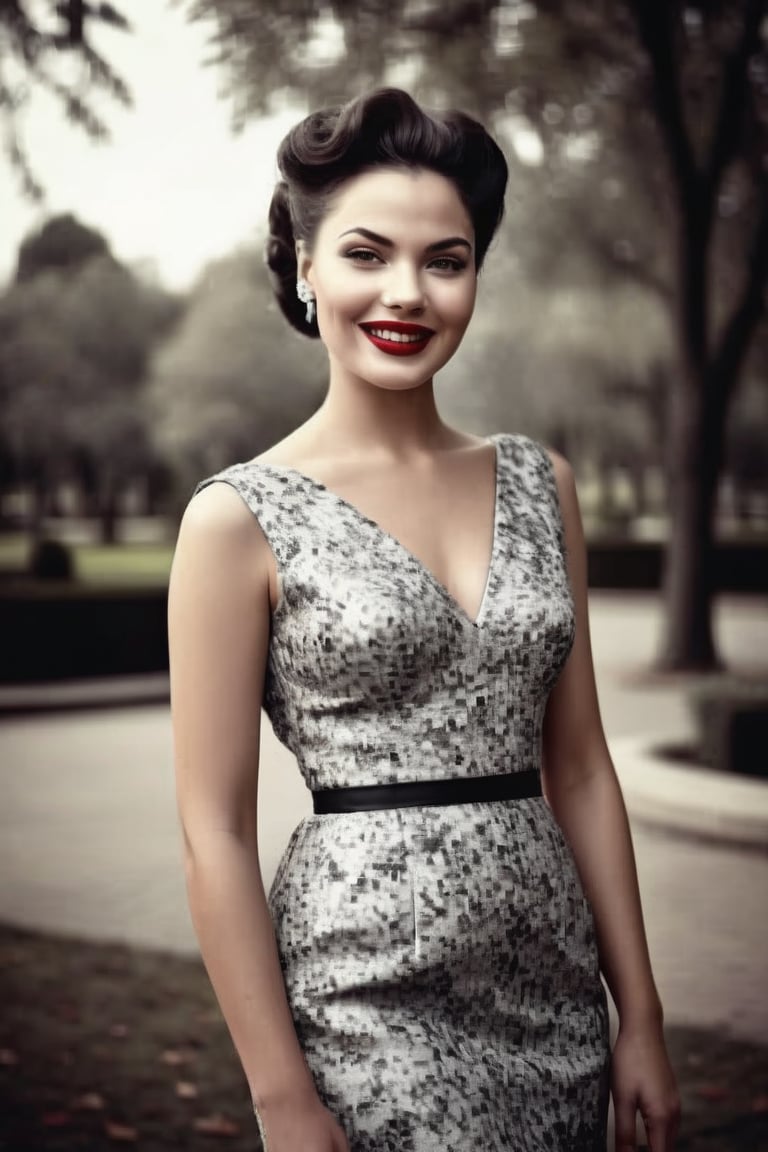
306,365,453,460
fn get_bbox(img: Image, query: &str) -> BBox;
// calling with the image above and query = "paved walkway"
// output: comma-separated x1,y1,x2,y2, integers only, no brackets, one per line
1,593,767,1048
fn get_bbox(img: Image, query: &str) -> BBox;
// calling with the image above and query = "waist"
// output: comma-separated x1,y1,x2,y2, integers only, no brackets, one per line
311,769,542,814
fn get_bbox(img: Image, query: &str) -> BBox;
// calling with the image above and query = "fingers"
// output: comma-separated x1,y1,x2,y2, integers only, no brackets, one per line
614,1097,638,1152
645,1095,682,1152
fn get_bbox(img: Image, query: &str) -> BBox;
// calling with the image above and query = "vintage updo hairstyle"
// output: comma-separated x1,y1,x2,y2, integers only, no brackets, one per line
265,87,509,338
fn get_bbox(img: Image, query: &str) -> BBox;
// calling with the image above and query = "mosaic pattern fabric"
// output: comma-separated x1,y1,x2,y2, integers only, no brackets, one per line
192,433,611,1151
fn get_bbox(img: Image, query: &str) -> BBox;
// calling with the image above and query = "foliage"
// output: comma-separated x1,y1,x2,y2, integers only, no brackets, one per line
16,212,110,282
28,537,74,580
146,248,326,505
0,219,181,534
0,0,132,199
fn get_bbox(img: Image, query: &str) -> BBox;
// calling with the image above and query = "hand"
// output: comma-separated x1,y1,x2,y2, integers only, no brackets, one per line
611,1022,681,1152
253,1086,351,1152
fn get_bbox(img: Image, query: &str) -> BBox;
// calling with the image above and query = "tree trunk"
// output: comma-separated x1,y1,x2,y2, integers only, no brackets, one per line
27,470,47,544
100,474,120,545
657,377,722,671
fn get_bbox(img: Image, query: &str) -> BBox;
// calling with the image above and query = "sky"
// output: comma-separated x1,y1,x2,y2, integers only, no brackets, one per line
1,3,305,291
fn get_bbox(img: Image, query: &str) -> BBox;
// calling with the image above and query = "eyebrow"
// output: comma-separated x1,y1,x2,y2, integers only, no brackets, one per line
338,227,472,254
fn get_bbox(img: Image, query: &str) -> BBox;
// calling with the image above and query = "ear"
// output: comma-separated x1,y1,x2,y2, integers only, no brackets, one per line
295,240,314,287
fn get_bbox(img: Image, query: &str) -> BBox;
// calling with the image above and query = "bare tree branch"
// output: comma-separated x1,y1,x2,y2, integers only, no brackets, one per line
626,2,698,203
705,0,765,195
1,0,131,199
712,176,768,401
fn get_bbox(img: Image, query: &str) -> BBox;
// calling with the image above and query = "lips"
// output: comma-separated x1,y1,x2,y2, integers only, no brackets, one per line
358,321,435,357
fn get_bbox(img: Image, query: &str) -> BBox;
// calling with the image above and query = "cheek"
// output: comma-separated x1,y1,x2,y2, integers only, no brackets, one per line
314,267,374,316
315,297,367,354
436,280,477,330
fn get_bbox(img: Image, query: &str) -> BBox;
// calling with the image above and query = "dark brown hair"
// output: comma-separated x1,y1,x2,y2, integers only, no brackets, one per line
265,87,509,338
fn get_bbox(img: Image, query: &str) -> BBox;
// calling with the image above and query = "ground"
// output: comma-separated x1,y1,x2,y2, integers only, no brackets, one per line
1,922,767,1152
2,593,767,1150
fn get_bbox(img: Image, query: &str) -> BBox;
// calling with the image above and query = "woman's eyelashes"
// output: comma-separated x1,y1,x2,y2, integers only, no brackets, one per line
341,248,467,272
430,256,467,272
343,247,381,264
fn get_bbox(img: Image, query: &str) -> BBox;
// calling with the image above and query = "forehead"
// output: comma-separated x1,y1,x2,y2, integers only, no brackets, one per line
319,166,474,242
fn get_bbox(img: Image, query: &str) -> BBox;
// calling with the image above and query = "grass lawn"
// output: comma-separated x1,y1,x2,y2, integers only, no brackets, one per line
0,536,174,587
1,922,767,1151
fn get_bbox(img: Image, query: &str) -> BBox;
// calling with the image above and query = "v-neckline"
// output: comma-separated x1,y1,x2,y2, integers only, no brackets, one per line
252,434,502,630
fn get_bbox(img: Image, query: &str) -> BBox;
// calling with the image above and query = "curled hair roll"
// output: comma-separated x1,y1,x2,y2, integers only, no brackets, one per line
264,180,320,338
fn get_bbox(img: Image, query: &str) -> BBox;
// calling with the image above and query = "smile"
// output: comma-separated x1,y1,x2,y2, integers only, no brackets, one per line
359,322,435,357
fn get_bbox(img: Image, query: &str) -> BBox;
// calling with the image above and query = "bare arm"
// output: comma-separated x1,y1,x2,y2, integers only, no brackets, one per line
168,482,348,1149
541,451,680,1152
540,452,659,1026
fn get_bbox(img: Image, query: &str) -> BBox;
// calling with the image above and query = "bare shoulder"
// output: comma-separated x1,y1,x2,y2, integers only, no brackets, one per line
542,446,578,508
543,445,575,489
540,446,586,558
172,478,271,595
184,475,254,532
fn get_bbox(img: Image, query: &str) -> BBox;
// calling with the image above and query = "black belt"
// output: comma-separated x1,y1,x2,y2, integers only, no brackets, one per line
311,769,542,814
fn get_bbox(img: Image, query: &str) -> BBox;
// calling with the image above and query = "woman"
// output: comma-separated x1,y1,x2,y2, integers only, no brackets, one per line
168,88,680,1152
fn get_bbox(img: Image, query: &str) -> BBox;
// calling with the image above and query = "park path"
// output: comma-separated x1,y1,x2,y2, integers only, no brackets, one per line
1,592,767,1047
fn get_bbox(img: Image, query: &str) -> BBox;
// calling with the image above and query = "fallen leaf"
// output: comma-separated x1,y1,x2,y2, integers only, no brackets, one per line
104,1120,139,1141
697,1083,729,1102
176,1080,199,1099
0,947,27,966
71,1092,106,1111
195,1009,221,1025
42,1111,72,1127
108,1023,129,1038
193,1112,240,1136
160,1047,196,1066
0,1048,18,1066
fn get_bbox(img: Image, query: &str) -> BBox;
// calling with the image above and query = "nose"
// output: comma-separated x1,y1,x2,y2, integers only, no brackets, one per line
380,260,426,312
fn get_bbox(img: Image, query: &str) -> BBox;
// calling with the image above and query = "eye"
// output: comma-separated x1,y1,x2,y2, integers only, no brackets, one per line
428,256,467,272
343,248,383,264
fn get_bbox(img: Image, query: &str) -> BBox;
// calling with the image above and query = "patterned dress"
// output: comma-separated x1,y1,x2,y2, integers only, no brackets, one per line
192,432,611,1151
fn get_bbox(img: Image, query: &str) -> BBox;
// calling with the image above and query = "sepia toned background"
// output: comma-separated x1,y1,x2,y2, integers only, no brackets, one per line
0,2,767,1149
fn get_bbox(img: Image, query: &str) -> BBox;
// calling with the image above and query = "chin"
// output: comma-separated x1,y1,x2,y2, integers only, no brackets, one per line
371,377,432,392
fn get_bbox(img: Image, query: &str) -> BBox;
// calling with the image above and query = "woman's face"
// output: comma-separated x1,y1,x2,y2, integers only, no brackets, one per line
298,166,477,391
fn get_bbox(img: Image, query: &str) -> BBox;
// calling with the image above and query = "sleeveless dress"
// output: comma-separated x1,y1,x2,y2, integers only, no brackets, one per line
192,431,611,1152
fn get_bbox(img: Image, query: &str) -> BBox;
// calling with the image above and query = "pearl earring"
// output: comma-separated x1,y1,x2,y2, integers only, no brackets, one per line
296,278,315,325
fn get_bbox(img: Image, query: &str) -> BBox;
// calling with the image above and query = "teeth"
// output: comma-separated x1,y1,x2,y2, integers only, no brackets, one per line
368,328,428,343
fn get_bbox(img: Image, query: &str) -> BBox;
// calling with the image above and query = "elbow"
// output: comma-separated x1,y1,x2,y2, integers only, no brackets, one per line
542,738,616,801
180,813,259,871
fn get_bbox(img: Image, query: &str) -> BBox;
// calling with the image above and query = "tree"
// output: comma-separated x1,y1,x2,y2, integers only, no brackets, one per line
16,212,110,281
146,248,326,515
0,216,181,542
182,0,768,670
624,2,767,668
0,0,132,199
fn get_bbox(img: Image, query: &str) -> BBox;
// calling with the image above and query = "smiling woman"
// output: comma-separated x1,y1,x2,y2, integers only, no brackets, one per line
292,165,478,385
169,87,680,1152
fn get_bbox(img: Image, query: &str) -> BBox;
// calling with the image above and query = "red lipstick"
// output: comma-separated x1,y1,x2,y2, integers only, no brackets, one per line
358,320,435,357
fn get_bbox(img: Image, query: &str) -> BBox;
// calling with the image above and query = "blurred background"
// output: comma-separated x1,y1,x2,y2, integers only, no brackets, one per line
0,0,767,672
0,2,767,1149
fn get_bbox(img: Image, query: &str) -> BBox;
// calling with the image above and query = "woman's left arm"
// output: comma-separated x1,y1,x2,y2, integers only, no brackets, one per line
542,449,681,1152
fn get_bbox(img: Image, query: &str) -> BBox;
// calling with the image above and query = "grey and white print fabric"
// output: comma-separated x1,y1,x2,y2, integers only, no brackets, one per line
193,433,611,1151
